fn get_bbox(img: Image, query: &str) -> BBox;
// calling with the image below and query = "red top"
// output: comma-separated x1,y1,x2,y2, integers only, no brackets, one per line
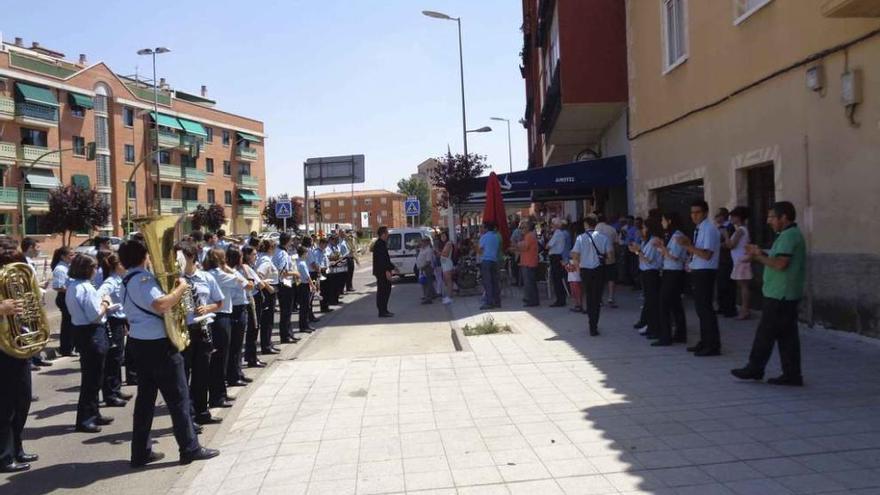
519,232,539,268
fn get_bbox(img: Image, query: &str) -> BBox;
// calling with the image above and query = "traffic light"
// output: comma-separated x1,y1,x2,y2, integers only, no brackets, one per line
314,198,322,220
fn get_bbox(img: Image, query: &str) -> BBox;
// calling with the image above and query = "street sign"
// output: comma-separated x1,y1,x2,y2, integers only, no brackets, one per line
304,155,365,186
405,197,420,217
360,211,370,228
275,200,292,219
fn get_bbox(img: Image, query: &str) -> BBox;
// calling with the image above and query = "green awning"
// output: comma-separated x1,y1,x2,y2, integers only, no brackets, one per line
68,92,94,109
236,131,262,144
25,169,62,189
71,174,91,188
15,82,59,107
178,117,208,137
150,112,184,131
237,189,261,202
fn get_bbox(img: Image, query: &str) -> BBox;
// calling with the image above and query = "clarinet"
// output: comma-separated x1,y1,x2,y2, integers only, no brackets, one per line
186,278,213,346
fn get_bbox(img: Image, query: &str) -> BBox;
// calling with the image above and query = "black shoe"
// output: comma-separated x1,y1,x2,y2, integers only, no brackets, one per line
672,336,688,343
633,321,647,330
131,450,165,468
479,305,493,310
209,400,233,409
694,348,721,357
0,461,30,473
32,358,52,367
247,360,267,368
570,307,583,313
320,308,334,313
300,327,316,333
279,338,294,344
117,391,134,400
379,312,394,318
261,348,280,355
75,423,102,433
194,424,204,434
241,376,253,383
194,414,223,425
589,329,599,336
310,317,322,323
731,367,764,381
523,303,539,307
550,302,566,307
104,397,128,407
767,375,803,386
16,452,38,463
180,447,220,465
686,344,703,353
95,415,114,425
651,340,672,347
227,381,247,388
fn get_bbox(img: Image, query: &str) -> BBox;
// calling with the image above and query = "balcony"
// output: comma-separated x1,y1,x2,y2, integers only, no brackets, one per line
18,145,61,168
183,200,208,212
236,174,259,188
0,142,16,164
0,187,18,207
153,130,182,149
25,190,49,209
0,96,14,120
158,198,183,214
237,204,260,217
15,102,58,127
235,146,258,161
182,167,206,184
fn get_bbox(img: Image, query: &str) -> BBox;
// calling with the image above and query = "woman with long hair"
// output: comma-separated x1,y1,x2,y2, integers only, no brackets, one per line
655,211,689,346
240,245,267,368
97,252,132,407
223,246,254,387
630,219,664,341
725,206,753,319
65,254,113,432
438,231,455,305
51,246,75,356
255,240,279,355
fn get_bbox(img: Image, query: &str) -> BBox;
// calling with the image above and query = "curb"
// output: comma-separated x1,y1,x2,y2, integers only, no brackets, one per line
444,304,472,353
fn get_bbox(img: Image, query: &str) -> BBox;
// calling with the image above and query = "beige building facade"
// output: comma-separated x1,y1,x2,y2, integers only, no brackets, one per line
626,0,880,336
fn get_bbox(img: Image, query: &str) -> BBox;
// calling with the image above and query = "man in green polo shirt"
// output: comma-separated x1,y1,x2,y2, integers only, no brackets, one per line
731,201,805,386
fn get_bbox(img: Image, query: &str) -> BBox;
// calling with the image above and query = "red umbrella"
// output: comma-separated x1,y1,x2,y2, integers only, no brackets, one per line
482,172,510,249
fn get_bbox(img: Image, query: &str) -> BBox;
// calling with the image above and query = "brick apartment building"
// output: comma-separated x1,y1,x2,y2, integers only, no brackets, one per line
0,35,266,254
410,158,443,227
309,189,405,232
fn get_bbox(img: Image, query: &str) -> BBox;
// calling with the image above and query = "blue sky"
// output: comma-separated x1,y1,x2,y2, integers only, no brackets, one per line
4,0,528,197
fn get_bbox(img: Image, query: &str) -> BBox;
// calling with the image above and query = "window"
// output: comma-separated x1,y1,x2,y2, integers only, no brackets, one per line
323,201,331,209
206,158,214,174
662,0,688,72
338,200,345,207
238,162,251,176
72,136,86,156
207,189,215,204
205,127,213,143
381,210,388,218
71,105,85,118
734,0,772,24
20,128,48,147
364,198,372,206
25,215,53,235
126,181,137,199
380,197,387,205
223,160,231,176
159,150,171,165
124,144,135,163
95,116,109,149
181,155,196,168
182,186,198,201
123,107,135,127
158,184,172,199
387,233,401,251
542,6,560,93
352,199,357,206
222,130,230,146
224,190,232,205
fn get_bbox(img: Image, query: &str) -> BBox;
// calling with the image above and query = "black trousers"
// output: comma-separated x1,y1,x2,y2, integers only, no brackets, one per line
327,272,343,305
580,267,604,332
748,298,802,377
658,270,687,343
346,257,355,291
376,275,391,315
312,272,330,312
260,289,276,351
0,353,31,465
277,284,294,340
183,324,213,416
208,313,231,405
549,255,566,305
297,284,311,330
103,317,127,401
56,292,75,355
227,305,248,383
244,294,260,363
129,338,199,463
627,252,641,289
73,323,108,427
717,262,737,315
691,269,721,351
642,270,662,338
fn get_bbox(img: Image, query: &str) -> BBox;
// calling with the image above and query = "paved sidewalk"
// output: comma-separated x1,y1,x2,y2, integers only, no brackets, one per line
172,284,880,495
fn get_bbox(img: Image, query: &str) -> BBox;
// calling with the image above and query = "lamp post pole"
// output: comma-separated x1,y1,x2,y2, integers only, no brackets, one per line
137,47,170,216
19,147,83,238
491,117,513,173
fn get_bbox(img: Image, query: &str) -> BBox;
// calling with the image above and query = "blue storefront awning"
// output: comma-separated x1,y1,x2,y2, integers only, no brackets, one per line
462,155,627,201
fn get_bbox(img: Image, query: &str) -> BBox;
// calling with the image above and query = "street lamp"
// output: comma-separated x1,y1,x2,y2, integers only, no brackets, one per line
466,126,492,133
137,46,170,215
491,116,513,173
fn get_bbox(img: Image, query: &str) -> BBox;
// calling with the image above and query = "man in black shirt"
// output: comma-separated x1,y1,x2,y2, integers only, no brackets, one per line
372,226,394,317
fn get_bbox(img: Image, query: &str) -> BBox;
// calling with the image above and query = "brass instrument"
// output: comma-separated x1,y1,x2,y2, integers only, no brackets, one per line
135,215,190,352
0,263,50,359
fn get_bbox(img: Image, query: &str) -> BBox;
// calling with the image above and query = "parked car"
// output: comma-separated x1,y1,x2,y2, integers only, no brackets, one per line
74,236,122,256
387,228,433,279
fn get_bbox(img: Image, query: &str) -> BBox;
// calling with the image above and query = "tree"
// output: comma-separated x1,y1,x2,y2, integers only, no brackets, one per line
46,185,111,246
429,152,489,210
191,203,226,232
396,176,432,226
262,196,303,231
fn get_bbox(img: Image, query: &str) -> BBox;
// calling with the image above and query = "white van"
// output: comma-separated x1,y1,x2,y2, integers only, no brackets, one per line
387,228,433,278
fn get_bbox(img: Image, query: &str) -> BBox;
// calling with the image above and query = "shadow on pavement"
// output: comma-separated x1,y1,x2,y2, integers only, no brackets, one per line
4,459,168,495
31,402,77,420
82,427,173,446
37,367,80,377
22,423,76,441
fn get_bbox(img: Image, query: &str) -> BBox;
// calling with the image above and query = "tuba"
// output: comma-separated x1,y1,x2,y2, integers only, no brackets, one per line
0,263,50,359
135,215,191,351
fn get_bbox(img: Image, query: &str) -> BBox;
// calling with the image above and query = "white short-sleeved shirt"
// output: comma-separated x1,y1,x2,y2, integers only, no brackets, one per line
99,274,126,319
51,262,69,290
66,279,105,325
122,268,167,340
689,218,721,270
571,231,611,269
256,253,279,284
663,231,688,271
209,267,246,313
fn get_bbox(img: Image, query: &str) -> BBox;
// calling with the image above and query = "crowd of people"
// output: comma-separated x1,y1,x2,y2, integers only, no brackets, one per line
0,227,360,472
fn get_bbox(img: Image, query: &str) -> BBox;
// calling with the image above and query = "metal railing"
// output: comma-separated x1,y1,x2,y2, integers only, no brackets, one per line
19,145,61,166
236,174,259,188
159,198,183,213
0,142,16,161
15,102,58,124
154,130,181,149
237,204,260,217
0,187,18,204
236,146,258,161
24,190,49,204
183,200,207,212
0,97,14,118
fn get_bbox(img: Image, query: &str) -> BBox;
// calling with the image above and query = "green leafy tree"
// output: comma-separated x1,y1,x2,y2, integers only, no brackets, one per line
46,185,111,246
396,176,432,226
262,196,303,231
429,152,489,210
191,203,227,232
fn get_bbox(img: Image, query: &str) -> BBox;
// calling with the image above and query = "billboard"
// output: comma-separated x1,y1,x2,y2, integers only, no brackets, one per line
304,155,365,186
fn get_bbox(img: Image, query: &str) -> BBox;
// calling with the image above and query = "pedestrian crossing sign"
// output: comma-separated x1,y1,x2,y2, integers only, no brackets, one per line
275,200,292,219
405,197,420,217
